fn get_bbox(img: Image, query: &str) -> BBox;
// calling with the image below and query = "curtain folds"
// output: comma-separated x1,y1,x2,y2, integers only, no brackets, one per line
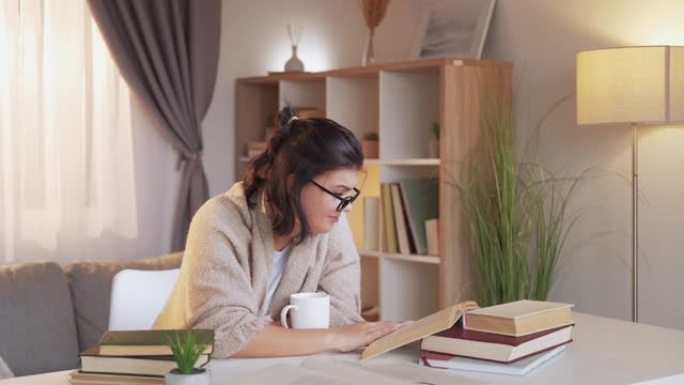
87,0,221,251
0,0,138,263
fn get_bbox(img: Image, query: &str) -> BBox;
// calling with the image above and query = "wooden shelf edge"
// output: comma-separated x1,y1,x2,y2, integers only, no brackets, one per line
238,57,513,84
242,157,440,165
359,250,441,264
364,158,440,166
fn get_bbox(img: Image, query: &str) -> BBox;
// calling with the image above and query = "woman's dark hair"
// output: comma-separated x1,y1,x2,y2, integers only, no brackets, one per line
243,106,363,243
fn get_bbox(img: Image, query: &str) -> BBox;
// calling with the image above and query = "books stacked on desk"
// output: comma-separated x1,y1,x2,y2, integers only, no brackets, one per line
69,329,214,385
419,300,574,375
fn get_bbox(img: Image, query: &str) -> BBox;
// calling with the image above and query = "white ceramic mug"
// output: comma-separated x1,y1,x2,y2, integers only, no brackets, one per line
279,292,330,329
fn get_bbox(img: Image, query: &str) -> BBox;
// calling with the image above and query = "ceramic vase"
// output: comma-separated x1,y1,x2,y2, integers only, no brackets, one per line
285,45,304,72
362,29,375,66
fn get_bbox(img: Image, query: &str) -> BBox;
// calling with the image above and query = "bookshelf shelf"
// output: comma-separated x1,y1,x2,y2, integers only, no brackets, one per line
236,58,511,322
363,158,440,166
241,157,442,166
359,250,441,265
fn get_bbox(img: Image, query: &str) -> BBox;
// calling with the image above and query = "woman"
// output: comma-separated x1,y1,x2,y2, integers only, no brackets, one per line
154,107,404,358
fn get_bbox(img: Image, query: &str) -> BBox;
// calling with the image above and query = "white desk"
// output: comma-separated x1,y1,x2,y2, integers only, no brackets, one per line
4,313,684,385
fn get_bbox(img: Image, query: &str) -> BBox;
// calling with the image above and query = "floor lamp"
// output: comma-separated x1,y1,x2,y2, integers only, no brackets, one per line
576,46,684,322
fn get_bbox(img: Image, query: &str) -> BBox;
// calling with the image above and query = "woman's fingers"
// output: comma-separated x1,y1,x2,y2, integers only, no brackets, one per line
364,321,403,339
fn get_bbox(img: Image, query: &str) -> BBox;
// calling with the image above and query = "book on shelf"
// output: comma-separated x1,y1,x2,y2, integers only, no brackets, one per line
425,218,439,256
398,178,438,255
389,183,414,254
363,196,380,251
79,348,210,377
421,321,574,363
362,300,479,360
246,141,267,157
464,300,574,337
97,329,214,356
420,345,567,376
69,370,164,385
380,183,398,253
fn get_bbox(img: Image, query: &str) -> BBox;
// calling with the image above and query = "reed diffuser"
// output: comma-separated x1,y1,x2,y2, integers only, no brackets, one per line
284,23,304,72
361,0,390,66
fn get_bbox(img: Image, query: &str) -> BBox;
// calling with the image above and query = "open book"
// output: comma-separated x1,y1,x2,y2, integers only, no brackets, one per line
232,358,489,385
362,301,479,360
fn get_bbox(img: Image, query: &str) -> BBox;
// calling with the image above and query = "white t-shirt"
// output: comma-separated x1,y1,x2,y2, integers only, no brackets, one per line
259,245,292,316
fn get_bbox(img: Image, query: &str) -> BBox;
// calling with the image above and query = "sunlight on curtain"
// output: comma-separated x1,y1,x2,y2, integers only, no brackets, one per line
0,0,138,263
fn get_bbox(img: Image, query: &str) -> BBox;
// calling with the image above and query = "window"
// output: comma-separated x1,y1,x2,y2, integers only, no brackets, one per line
0,0,137,262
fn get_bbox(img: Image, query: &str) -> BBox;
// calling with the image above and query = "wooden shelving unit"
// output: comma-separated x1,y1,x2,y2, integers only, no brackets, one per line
236,57,512,321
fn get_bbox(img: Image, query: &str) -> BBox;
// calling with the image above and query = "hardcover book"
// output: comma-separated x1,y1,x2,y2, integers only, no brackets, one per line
464,300,574,337
390,183,414,254
69,370,165,385
380,183,398,253
398,178,438,255
421,321,574,362
420,345,567,376
97,329,214,356
79,349,209,377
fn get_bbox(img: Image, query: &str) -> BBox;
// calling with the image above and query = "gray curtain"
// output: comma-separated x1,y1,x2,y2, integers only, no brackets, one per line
87,0,221,251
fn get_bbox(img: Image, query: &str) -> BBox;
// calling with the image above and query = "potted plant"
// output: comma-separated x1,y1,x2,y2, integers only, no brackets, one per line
361,131,379,158
165,330,211,385
460,95,585,307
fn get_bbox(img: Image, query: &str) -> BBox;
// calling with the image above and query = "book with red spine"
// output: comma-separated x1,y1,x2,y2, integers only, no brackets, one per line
420,320,573,363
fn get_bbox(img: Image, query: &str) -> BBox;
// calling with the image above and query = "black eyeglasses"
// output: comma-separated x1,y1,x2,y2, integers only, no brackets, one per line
310,180,361,212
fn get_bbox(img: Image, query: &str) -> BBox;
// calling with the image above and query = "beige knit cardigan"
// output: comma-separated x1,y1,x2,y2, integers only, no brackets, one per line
153,182,364,357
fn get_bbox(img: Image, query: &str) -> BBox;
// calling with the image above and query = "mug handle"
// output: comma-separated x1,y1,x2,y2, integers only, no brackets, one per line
280,304,297,329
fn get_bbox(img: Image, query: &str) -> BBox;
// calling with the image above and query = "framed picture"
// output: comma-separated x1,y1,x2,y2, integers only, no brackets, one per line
411,0,496,59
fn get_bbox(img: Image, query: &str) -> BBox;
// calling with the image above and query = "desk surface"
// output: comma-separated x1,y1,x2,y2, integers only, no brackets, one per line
4,312,684,385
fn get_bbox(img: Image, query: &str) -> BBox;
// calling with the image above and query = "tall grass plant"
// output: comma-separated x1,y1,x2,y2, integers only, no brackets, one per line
461,95,584,307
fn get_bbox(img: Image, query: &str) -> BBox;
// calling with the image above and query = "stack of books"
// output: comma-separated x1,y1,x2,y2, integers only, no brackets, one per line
419,300,574,375
69,329,214,385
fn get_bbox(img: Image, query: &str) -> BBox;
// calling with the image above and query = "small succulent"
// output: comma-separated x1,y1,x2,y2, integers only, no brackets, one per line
166,330,210,374
363,132,379,141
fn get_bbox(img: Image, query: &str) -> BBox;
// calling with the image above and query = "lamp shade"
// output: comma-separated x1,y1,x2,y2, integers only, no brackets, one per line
577,46,684,125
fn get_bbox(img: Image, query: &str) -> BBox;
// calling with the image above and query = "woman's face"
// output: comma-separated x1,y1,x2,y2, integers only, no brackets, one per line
300,168,360,235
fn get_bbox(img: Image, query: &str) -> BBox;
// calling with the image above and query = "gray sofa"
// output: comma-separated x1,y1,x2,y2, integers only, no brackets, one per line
0,252,183,377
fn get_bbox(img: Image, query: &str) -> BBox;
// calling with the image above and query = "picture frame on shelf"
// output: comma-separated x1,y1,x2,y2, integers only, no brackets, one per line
411,0,495,59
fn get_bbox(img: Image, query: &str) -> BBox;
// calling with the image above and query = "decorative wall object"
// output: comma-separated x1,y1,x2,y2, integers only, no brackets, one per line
411,0,495,59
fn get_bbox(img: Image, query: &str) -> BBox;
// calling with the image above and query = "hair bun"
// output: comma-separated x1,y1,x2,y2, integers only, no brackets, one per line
276,105,298,127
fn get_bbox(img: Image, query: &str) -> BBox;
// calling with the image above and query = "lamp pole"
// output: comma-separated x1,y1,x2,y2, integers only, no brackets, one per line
632,123,639,323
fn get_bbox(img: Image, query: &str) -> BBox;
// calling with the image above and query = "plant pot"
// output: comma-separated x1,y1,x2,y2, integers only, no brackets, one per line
165,368,210,385
361,140,379,158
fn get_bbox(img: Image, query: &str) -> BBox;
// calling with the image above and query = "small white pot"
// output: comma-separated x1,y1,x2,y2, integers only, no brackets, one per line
165,368,210,385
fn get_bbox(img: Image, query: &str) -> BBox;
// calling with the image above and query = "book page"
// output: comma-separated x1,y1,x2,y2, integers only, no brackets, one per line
466,300,573,320
362,301,478,360
302,358,491,385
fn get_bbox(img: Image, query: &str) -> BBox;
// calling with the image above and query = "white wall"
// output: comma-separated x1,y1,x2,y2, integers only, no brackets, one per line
483,0,684,328
194,0,684,327
202,0,420,195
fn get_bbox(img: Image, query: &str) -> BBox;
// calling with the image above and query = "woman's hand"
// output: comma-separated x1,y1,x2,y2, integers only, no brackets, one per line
330,321,410,353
